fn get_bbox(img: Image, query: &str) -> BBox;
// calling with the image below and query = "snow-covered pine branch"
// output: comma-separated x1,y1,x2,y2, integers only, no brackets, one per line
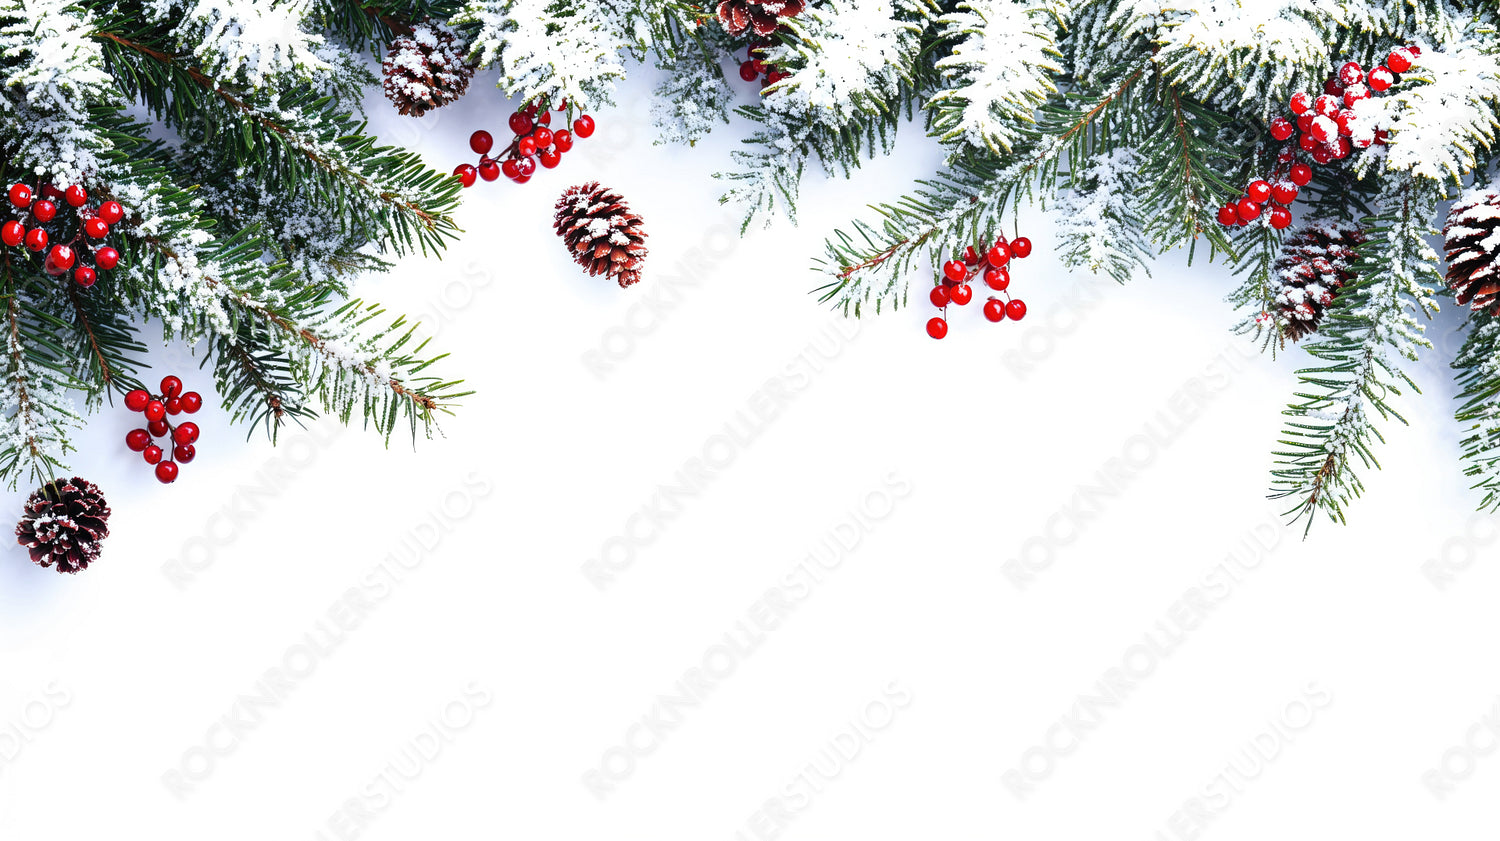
148,0,330,89
452,0,627,111
1054,147,1151,284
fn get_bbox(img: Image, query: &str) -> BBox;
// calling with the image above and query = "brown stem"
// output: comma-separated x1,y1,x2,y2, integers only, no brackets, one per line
65,284,111,387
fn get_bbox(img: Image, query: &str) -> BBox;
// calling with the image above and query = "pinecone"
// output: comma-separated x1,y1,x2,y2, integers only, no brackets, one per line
1270,220,1367,342
553,183,648,288
716,0,805,36
1445,189,1500,317
382,21,474,117
15,477,111,574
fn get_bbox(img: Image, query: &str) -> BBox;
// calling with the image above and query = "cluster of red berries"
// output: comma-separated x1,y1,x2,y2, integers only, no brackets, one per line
2,182,122,286
1218,45,1420,230
453,99,596,188
926,234,1032,340
123,376,203,484
738,37,790,90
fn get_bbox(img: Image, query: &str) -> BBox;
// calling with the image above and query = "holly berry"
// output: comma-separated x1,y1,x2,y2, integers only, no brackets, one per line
31,199,56,222
942,260,967,282
160,375,182,397
155,461,179,484
963,245,981,266
143,445,163,465
1310,115,1336,143
1217,204,1238,226
1236,198,1262,221
533,127,554,149
984,267,1009,290
8,184,31,208
554,130,574,152
63,185,87,207
165,396,182,415
1,220,23,247
573,115,596,138
1315,95,1340,118
1011,237,1032,258
1290,92,1313,115
1289,163,1313,186
1006,300,1028,321
1269,117,1295,141
125,389,150,411
1343,84,1370,107
517,136,537,157
1324,78,1344,97
509,111,534,136
1247,180,1272,203
453,164,478,188
180,391,202,413
1269,207,1293,229
1387,48,1414,74
986,244,1010,266
983,298,1006,322
83,217,108,238
926,317,948,340
174,443,196,464
469,130,493,155
1337,61,1364,87
478,160,502,182
24,228,46,251
1368,65,1394,92
516,156,537,178
929,286,950,308
537,110,552,126
1271,182,1298,205
144,400,166,422
95,246,119,270
949,284,973,306
173,422,199,445
44,244,75,275
74,266,96,287
125,428,151,451
739,60,759,82
539,149,562,169
148,418,169,437
97,201,124,224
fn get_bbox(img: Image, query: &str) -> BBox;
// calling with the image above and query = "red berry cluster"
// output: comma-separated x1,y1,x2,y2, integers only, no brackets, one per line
738,37,790,90
1218,45,1420,231
926,234,1033,340
453,99,596,188
2,182,122,287
123,377,202,484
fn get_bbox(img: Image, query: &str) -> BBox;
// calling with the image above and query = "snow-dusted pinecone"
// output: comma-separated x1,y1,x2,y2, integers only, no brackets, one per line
716,0,805,36
1271,220,1367,342
382,21,474,117
15,477,111,574
1445,189,1500,317
554,183,648,288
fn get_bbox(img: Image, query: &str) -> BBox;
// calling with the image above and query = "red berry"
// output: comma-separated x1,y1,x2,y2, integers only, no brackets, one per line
1269,207,1293,229
539,149,561,169
45,244,75,274
1297,132,1318,152
963,245,981,266
1290,163,1313,186
1407,45,1422,57
1236,198,1262,221
95,246,119,270
174,443,196,464
929,286,949,308
926,317,948,340
508,111,534,136
180,391,202,413
1311,145,1333,165
478,160,501,181
983,298,1005,322
173,422,199,444
1310,115,1336,144
1337,61,1364,87
125,428,151,451
553,130,574,152
984,267,1010,290
1271,182,1298,205
517,137,537,157
469,130,493,155
97,201,124,224
63,185,87,207
84,217,108,238
155,461,179,484
74,266,96,287
573,115,595,138
1005,299,1027,321
143,444,163,465
1314,95,1340,118
148,418,169,437
1290,92,1313,115
1011,237,1032,258
942,260,967,282
1217,204,1239,226
1343,84,1369,107
31,199,56,222
739,60,759,82
986,244,1010,266
1278,147,1296,163
160,375,182,397
1335,110,1357,137
1323,78,1344,96
497,159,519,180
24,228,47,251
513,174,531,185
1368,66,1394,92
533,127,554,149
144,400,166,422
1375,129,1390,146
1335,136,1352,159
8,183,31,207
1296,114,1314,134
124,388,150,411
1247,180,1272,203
1387,48,1413,73
537,110,552,126
453,164,477,188
165,396,181,415
1269,117,1295,141
1,220,23,247
949,283,973,306
516,156,537,177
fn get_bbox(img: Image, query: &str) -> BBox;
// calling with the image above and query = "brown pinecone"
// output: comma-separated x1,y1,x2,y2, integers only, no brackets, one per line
382,21,474,117
554,183,648,288
1445,189,1500,317
15,477,111,574
716,0,805,36
1270,220,1367,342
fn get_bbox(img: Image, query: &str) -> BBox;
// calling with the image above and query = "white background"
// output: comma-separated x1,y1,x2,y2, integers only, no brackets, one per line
2,63,1499,840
